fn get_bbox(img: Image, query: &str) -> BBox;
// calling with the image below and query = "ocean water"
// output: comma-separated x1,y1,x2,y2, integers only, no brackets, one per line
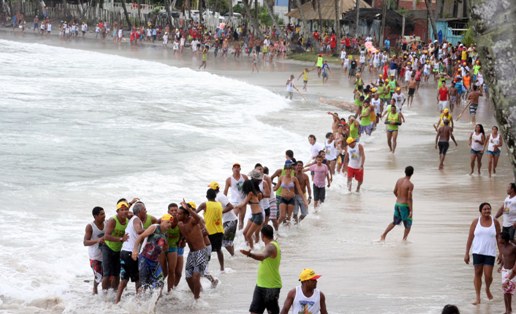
0,38,513,314
0,39,309,313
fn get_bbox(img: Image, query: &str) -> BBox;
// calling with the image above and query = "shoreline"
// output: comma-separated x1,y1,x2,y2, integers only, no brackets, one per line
0,26,354,103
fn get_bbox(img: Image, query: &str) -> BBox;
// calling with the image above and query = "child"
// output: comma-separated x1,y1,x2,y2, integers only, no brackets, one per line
297,68,312,91
501,231,516,314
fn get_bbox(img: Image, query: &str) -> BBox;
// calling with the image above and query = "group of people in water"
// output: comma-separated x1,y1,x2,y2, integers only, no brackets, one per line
83,158,331,312
70,27,513,312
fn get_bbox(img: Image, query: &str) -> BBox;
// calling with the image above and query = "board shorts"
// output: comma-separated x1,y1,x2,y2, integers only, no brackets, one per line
438,141,450,155
185,248,208,278
89,259,103,283
138,255,164,289
269,197,278,220
101,244,121,277
393,203,412,228
502,267,516,294
450,95,457,104
249,286,281,314
472,253,495,266
347,167,364,182
222,219,237,247
250,212,264,225
408,88,415,96
313,185,326,202
120,250,139,282
469,103,478,115
208,232,223,252
294,194,308,217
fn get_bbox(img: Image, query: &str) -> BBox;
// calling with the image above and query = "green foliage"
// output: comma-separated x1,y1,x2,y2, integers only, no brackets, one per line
207,0,229,14
462,25,475,46
233,4,243,14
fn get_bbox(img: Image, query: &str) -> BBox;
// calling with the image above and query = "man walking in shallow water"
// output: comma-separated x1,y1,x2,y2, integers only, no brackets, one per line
380,166,414,241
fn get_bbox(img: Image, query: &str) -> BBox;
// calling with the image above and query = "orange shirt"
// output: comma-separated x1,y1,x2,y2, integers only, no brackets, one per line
463,75,471,89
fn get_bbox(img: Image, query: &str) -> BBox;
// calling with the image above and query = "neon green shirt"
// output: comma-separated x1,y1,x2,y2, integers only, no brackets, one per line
105,215,127,252
256,241,282,288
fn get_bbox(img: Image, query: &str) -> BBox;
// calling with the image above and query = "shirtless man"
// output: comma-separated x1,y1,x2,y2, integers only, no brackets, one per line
177,200,207,299
406,75,417,107
380,166,415,241
294,161,312,223
468,85,483,124
224,163,248,230
435,119,458,170
328,112,340,134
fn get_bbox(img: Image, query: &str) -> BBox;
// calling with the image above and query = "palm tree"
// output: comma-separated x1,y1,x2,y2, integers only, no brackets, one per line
295,0,311,45
334,0,340,51
314,0,322,31
424,0,437,40
242,0,262,36
263,0,280,35
119,0,132,29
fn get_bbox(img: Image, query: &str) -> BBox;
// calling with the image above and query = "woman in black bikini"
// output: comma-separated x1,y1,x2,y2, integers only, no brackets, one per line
235,180,263,249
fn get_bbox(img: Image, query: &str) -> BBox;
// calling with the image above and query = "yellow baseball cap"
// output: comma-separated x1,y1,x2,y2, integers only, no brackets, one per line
346,137,355,144
116,201,129,210
443,108,449,113
161,213,174,222
208,181,219,190
299,268,321,282
187,201,197,210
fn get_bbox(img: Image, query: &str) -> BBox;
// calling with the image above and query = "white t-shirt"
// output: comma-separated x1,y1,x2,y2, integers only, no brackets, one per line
310,142,325,160
217,192,236,222
502,195,516,228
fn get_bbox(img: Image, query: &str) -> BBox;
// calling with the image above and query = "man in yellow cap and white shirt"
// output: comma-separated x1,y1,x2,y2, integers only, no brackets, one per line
280,268,328,314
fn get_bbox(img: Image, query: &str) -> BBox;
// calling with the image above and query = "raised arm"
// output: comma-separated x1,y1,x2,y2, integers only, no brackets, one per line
131,224,158,260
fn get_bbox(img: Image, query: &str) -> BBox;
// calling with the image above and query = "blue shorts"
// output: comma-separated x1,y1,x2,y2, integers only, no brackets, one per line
177,247,184,256
472,253,495,266
487,150,500,156
470,149,483,155
250,213,264,225
393,203,412,228
168,247,178,253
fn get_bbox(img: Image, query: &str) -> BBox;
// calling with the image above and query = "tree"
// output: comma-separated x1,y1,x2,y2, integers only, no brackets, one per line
424,0,437,40
263,0,280,34
119,0,132,29
334,0,340,51
294,0,311,44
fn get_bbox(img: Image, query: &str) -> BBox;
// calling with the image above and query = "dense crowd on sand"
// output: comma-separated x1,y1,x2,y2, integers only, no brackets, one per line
5,16,499,312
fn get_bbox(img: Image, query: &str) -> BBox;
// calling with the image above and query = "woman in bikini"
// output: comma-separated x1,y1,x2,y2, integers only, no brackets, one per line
234,180,263,249
274,160,305,227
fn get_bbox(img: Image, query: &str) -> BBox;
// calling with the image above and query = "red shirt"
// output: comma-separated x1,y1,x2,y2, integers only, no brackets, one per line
438,87,449,101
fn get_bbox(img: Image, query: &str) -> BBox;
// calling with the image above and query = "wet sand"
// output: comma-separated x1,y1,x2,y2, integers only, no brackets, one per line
1,28,514,313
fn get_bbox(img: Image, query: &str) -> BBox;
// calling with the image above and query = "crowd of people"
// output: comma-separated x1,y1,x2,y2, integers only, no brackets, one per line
20,16,498,312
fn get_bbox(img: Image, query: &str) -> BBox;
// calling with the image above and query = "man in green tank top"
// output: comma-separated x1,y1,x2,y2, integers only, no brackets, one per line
241,225,282,314
101,199,131,291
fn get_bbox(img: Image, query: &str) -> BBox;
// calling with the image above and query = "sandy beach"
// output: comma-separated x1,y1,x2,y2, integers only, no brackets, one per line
0,27,514,313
